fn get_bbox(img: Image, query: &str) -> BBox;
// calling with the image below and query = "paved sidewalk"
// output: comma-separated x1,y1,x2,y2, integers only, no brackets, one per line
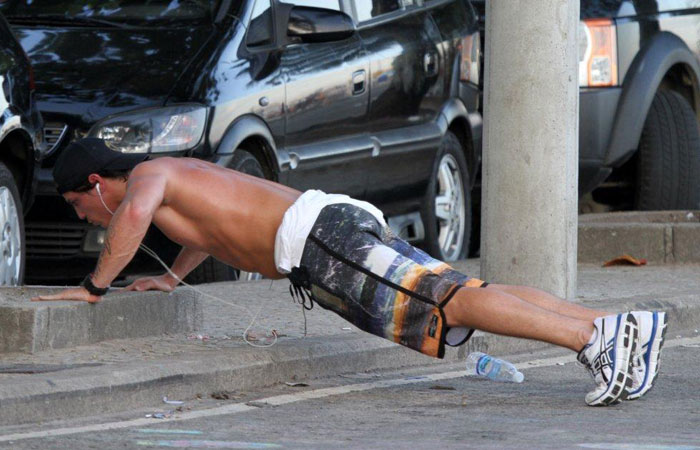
0,260,699,425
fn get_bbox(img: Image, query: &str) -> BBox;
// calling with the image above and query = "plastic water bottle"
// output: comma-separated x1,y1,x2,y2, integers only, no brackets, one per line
465,352,524,383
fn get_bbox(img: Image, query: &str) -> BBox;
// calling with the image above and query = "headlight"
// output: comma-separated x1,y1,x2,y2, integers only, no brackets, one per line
579,19,618,87
88,105,207,154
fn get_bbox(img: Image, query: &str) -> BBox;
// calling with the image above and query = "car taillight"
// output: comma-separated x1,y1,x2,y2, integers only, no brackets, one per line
579,18,618,87
460,31,480,85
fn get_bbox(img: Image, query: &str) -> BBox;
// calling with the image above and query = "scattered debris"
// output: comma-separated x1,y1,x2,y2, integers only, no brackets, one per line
429,385,456,391
556,362,566,366
603,254,647,267
244,331,278,342
285,382,309,387
145,411,173,419
163,396,184,406
211,390,237,400
187,334,210,341
342,327,352,331
687,212,695,220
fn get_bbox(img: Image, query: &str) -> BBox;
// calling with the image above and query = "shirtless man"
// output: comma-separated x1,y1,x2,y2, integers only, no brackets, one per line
32,138,667,406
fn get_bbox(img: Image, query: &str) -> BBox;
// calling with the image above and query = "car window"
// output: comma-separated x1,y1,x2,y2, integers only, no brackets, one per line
247,0,274,47
281,0,341,10
354,0,401,22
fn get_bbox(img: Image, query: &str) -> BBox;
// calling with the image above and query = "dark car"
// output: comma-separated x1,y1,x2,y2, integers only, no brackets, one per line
471,0,700,214
0,13,42,285
2,0,483,283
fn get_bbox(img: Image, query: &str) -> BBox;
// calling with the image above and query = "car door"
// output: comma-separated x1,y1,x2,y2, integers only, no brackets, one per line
352,0,445,208
280,0,371,197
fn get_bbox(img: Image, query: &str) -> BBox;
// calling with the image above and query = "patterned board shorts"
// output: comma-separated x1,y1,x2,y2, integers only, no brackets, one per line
287,203,487,359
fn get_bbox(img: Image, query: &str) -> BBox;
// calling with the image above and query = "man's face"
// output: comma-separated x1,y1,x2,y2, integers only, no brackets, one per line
63,189,112,228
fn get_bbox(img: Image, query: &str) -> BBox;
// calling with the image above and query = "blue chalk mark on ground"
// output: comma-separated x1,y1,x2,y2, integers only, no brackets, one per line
135,440,282,448
135,429,204,435
579,444,700,450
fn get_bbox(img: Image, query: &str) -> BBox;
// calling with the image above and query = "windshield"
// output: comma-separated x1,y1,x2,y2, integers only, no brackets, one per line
0,0,223,25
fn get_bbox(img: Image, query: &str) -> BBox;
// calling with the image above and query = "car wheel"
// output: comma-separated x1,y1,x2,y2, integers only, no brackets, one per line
421,131,471,262
0,162,24,285
636,89,700,210
185,150,266,284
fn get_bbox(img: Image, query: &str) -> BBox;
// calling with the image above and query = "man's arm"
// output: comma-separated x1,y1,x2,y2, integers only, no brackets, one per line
124,247,210,292
91,171,166,287
32,168,166,302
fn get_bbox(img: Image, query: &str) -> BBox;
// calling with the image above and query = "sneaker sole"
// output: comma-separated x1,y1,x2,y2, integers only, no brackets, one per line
587,313,638,406
626,312,668,400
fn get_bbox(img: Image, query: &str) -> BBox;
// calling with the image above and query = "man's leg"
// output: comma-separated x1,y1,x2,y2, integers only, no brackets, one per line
442,286,594,352
382,231,609,325
486,284,609,322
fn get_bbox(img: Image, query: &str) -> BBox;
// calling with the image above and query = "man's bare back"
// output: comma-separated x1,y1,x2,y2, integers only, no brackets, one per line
143,158,301,278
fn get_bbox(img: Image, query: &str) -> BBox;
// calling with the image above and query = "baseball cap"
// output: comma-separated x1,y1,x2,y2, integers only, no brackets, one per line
53,138,148,194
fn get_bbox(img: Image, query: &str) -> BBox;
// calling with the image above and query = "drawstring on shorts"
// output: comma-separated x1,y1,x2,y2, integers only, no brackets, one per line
287,266,315,310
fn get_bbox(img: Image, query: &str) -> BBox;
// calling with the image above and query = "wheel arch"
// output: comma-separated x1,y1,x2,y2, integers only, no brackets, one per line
605,31,700,167
213,114,280,181
0,127,35,210
437,98,482,189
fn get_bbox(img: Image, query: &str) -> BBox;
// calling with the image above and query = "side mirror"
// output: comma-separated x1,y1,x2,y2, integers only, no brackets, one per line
286,6,355,43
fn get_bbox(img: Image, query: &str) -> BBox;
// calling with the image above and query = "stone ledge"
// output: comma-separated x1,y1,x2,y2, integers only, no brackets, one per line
0,288,202,354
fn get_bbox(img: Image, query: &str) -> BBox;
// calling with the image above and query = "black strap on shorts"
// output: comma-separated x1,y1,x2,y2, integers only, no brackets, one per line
287,266,315,310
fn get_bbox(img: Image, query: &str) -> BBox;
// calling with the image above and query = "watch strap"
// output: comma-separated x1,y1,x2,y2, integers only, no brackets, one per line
81,274,109,296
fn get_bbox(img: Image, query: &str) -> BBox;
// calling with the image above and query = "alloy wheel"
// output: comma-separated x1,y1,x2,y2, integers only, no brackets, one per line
434,154,466,261
0,186,21,285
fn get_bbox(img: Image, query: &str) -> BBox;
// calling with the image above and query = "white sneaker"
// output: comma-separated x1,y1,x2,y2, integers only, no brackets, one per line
577,313,638,406
626,311,668,400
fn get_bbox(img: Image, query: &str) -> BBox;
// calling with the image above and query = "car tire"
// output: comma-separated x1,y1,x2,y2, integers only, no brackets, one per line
636,89,700,210
184,150,266,284
0,162,24,285
421,131,471,262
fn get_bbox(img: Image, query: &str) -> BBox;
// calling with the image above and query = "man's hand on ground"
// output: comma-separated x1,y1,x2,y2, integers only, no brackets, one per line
31,287,101,303
124,274,178,292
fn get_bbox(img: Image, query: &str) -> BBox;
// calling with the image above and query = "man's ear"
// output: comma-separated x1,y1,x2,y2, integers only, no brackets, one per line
87,174,102,187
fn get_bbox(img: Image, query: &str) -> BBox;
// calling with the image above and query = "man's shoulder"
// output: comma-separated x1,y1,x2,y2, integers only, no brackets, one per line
132,157,179,175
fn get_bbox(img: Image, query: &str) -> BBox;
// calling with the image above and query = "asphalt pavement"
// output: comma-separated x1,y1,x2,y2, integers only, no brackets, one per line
1,335,699,449
0,260,699,426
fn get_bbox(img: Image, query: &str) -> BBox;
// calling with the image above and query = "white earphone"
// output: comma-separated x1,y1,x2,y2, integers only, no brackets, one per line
95,182,115,215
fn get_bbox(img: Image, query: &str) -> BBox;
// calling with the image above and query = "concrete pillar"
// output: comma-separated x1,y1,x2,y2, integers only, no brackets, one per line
481,0,580,299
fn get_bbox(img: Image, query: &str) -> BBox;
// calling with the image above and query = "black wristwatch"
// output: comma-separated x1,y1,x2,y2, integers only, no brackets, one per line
81,274,109,296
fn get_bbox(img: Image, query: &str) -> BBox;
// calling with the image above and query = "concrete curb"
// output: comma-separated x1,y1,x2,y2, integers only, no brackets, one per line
578,211,700,264
0,293,698,425
0,288,201,353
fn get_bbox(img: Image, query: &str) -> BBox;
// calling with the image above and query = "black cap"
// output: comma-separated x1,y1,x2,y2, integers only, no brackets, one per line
53,138,148,194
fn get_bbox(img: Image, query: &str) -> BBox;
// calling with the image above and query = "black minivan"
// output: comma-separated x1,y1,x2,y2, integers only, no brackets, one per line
2,0,483,283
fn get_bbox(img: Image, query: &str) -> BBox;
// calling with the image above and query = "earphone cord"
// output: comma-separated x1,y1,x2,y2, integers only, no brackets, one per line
95,184,278,348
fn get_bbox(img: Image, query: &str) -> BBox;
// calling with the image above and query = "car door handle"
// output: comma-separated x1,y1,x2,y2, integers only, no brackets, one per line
352,70,366,95
424,52,438,76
